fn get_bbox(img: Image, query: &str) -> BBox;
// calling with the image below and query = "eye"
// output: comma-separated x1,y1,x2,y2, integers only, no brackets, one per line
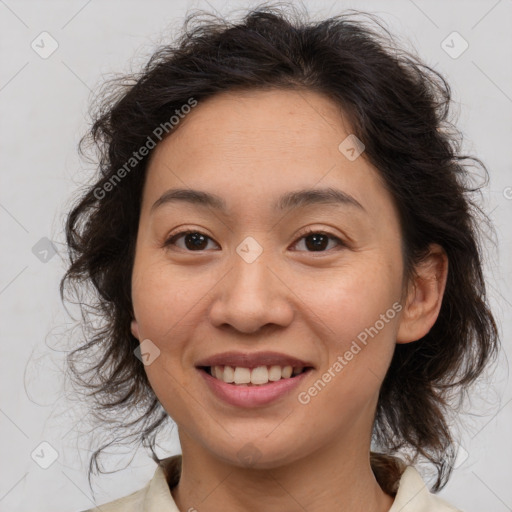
290,229,345,252
164,230,220,251
163,228,345,253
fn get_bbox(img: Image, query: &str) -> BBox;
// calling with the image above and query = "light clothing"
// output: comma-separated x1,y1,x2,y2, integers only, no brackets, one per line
83,454,461,512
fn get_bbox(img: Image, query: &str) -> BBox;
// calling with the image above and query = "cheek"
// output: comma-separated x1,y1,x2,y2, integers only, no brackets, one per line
131,257,208,340
301,260,400,389
131,260,203,418
303,258,401,337
130,256,217,400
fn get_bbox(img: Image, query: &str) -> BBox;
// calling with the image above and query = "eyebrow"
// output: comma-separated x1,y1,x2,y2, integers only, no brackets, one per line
150,186,366,214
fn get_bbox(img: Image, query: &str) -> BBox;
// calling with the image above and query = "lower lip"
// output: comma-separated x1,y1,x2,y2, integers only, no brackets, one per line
198,368,312,408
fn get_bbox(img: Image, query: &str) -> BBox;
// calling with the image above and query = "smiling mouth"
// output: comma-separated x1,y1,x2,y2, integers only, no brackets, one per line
198,365,313,386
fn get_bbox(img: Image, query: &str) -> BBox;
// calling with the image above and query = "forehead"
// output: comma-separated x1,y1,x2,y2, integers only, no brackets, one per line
143,88,397,224
156,88,352,161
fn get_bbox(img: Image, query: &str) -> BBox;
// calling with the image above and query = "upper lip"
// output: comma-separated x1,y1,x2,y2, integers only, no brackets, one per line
195,351,314,369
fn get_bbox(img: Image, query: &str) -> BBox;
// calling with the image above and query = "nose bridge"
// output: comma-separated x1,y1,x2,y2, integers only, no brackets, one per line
232,247,273,300
229,233,274,300
208,240,293,333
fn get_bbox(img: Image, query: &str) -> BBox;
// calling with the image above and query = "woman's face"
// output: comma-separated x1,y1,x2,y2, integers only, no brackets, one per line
130,88,409,468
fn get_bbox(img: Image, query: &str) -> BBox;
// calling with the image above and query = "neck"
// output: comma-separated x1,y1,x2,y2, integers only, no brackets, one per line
171,431,394,512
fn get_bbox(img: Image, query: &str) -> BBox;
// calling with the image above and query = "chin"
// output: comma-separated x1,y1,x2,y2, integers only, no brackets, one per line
203,435,309,470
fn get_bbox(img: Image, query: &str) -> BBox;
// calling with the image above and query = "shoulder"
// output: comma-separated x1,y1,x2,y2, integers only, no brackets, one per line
80,455,182,512
80,485,147,512
389,466,462,512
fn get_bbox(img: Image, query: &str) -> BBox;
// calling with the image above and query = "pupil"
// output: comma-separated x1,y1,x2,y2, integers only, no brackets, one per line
185,233,207,250
306,233,328,251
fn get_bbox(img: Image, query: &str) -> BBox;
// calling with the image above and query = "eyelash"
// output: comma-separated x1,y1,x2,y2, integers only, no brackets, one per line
163,227,345,253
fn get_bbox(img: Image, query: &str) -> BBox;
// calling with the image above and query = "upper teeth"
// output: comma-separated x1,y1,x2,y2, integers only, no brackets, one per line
210,365,305,385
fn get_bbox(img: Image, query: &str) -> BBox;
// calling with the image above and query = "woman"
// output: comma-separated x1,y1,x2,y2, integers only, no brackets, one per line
62,5,499,511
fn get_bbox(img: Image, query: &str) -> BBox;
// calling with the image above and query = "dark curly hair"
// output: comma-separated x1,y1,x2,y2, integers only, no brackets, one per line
61,3,499,494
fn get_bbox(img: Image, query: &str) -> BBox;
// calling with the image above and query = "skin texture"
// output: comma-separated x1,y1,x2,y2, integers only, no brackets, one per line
130,89,448,512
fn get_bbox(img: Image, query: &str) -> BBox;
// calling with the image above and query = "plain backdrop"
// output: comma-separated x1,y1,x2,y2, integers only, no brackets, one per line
1,1,511,511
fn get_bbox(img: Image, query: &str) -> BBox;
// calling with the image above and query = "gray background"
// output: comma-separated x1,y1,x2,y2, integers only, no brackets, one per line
1,1,511,511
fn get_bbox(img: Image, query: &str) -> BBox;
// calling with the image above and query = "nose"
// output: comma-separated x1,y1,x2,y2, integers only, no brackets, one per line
207,251,294,335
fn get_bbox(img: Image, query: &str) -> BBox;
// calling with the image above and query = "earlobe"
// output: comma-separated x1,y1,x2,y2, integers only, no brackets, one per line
396,244,448,344
130,319,140,340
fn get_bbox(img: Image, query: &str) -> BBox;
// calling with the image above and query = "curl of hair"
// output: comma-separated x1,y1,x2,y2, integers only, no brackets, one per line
61,3,499,493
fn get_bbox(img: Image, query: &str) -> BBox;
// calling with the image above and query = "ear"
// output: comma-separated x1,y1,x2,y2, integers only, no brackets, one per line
130,319,140,340
396,243,448,344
